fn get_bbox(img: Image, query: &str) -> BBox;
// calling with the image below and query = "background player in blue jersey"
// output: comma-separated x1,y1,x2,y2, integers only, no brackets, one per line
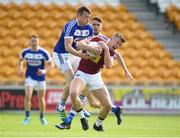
53,6,101,122
19,34,54,125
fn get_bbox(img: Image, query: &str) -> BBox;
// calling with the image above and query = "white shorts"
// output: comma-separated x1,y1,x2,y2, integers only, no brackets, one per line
52,52,81,73
74,70,105,91
25,77,46,91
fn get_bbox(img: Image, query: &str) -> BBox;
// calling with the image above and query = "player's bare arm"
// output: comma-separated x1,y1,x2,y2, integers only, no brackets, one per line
114,50,133,80
64,38,92,59
76,40,102,55
18,58,24,77
99,41,114,69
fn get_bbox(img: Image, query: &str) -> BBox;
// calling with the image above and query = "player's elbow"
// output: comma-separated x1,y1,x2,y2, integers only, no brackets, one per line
65,46,70,52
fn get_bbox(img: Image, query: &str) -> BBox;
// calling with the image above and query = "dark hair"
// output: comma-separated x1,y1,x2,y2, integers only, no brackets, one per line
92,16,103,24
29,34,39,39
77,6,91,15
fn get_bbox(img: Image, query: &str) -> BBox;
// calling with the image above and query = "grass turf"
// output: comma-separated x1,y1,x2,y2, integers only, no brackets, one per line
0,112,180,138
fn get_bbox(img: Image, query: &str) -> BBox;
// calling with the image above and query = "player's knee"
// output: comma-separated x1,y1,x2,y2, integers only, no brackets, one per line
70,89,78,100
38,97,45,104
25,96,31,102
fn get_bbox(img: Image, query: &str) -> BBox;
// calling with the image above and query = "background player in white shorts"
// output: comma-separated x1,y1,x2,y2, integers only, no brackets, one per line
19,34,54,125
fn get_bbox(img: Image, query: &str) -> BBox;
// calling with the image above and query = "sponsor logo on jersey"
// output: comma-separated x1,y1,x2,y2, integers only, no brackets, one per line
74,30,90,37
27,59,42,66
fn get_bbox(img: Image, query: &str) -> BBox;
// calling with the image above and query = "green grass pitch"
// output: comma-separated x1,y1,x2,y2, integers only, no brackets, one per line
0,112,180,138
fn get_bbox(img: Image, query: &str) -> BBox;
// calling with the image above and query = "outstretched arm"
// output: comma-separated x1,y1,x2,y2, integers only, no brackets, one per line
115,50,133,80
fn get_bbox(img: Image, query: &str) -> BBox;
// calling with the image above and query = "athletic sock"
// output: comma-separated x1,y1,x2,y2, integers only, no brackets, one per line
40,113,44,118
25,111,30,118
57,98,66,112
68,107,77,122
95,117,104,127
79,95,85,105
77,108,85,119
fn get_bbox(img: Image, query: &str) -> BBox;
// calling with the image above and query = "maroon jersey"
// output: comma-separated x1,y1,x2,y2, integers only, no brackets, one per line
78,36,115,74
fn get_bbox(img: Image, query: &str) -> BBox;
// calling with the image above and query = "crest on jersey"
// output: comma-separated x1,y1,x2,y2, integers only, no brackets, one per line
74,30,81,36
82,30,89,36
74,30,90,37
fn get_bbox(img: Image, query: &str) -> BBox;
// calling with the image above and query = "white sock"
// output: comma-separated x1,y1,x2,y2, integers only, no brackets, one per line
57,99,66,112
95,117,104,126
77,109,85,119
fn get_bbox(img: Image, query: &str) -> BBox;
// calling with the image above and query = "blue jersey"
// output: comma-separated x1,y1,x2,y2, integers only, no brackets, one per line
21,47,51,81
54,19,94,53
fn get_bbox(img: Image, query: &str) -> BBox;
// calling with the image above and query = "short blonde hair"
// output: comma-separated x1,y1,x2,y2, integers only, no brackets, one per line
29,34,39,39
114,33,125,43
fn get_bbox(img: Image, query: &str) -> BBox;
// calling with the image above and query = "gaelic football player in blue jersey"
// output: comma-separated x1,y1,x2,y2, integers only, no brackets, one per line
53,6,102,127
19,35,54,125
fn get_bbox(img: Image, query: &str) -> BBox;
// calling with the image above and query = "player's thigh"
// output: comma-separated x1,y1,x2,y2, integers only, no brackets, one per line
86,72,105,92
53,52,74,81
34,80,46,91
24,78,34,98
87,92,99,104
92,87,112,107
63,69,74,82
68,53,81,72
70,78,86,96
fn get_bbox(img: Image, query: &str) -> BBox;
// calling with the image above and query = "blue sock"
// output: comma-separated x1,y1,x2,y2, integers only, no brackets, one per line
25,111,30,118
68,112,75,122
40,113,44,118
62,117,71,124
68,108,77,122
111,105,117,113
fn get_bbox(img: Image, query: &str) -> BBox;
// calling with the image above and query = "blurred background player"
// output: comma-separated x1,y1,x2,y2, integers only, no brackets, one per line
19,34,54,125
52,5,102,122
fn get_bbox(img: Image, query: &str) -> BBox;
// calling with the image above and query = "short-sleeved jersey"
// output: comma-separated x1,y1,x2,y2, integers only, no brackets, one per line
78,36,115,74
54,19,94,54
20,47,51,81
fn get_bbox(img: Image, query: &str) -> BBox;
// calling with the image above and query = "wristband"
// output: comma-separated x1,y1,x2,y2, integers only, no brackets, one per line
41,69,46,74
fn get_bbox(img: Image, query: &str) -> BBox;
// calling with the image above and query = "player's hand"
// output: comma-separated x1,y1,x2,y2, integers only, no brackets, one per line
90,45,102,55
125,70,133,81
83,38,90,44
37,69,46,76
19,70,23,78
81,53,94,59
